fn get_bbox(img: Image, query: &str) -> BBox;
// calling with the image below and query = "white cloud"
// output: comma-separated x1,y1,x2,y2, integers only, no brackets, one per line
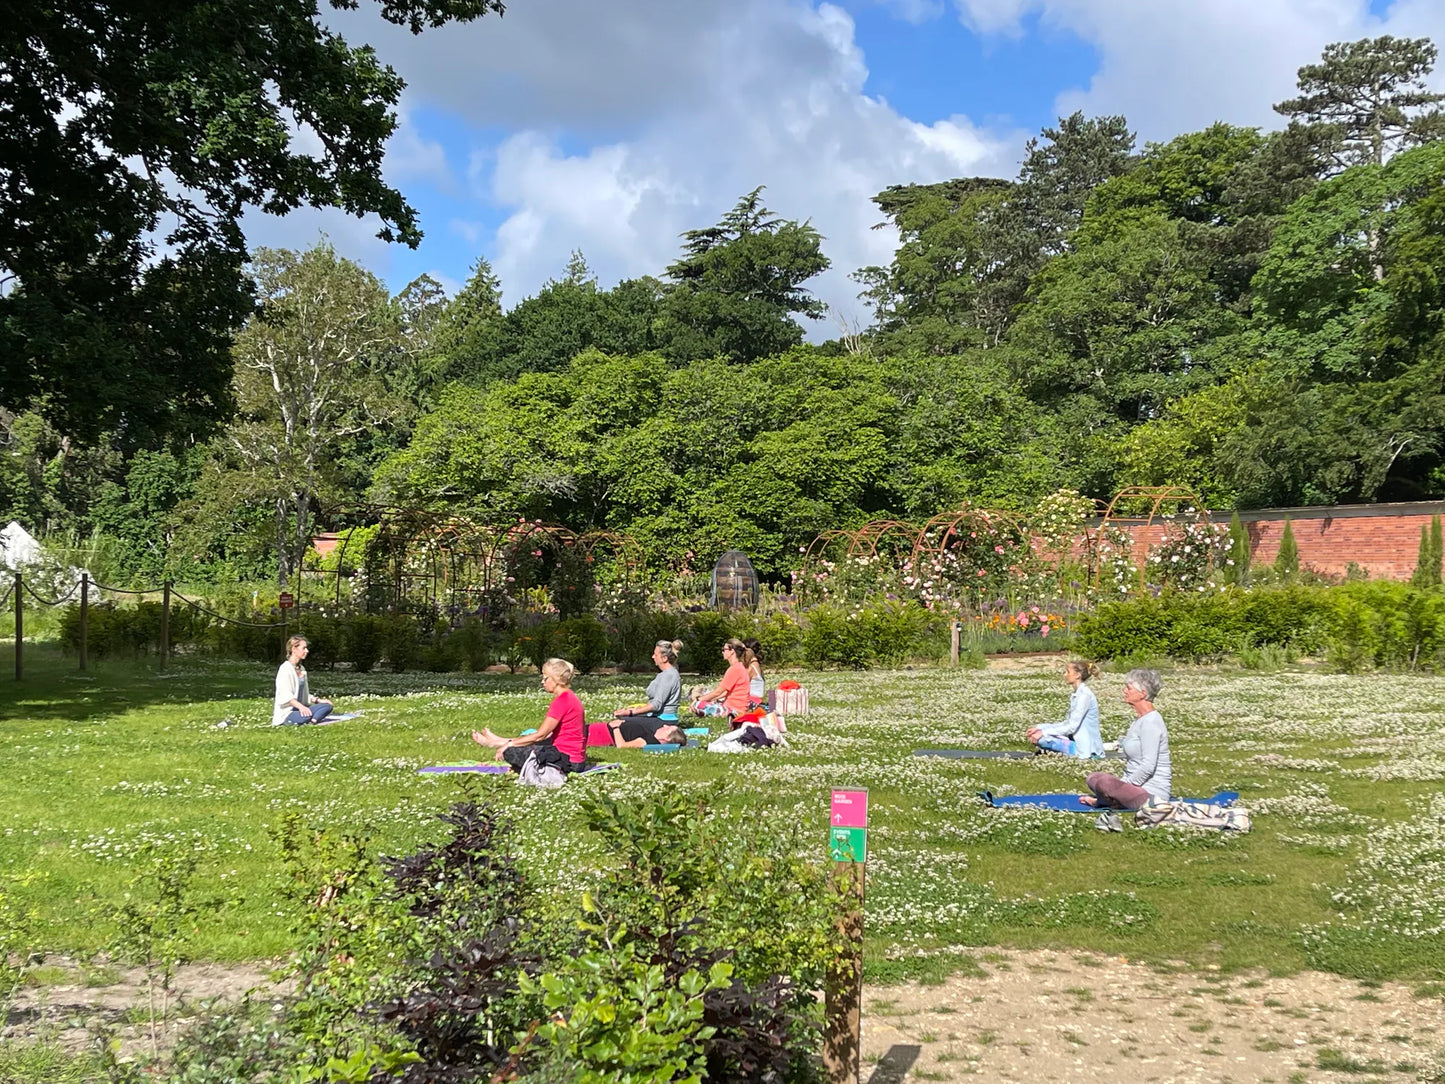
383,105,454,190
291,0,1445,335
464,3,1010,322
949,0,1445,141
874,0,947,23
311,0,1016,327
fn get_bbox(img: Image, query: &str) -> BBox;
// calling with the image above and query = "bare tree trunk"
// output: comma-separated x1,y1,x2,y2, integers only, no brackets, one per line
293,488,312,584
275,497,291,588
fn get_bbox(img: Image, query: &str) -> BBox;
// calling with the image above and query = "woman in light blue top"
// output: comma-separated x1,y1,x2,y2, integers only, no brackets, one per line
1027,660,1104,758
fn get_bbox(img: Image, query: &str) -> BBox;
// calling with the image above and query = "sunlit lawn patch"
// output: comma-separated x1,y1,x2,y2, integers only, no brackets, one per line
2,645,1444,983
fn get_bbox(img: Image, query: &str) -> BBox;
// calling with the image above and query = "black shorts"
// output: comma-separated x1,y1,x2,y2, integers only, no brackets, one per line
501,744,583,773
617,715,676,743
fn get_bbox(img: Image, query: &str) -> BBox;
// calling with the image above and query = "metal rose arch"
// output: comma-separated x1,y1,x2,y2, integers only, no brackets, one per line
307,504,645,615
1088,485,1211,593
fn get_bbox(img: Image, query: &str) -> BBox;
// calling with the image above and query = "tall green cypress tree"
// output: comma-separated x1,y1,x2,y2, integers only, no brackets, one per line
1431,514,1444,587
1227,512,1251,585
1412,524,1432,586
1274,518,1299,580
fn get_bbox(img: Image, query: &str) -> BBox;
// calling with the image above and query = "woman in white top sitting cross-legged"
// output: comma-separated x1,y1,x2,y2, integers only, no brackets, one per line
1026,660,1104,758
273,635,333,726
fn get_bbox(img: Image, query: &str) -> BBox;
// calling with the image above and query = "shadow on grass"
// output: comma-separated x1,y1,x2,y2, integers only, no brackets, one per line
866,1044,921,1084
0,643,259,722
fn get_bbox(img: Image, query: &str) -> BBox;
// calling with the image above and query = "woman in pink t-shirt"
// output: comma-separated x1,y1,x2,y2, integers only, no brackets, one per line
472,657,587,773
692,639,753,720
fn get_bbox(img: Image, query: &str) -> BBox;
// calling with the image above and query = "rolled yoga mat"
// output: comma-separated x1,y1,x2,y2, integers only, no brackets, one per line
980,789,1241,813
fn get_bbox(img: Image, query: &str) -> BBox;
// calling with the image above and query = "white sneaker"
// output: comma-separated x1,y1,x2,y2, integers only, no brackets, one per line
1095,810,1123,832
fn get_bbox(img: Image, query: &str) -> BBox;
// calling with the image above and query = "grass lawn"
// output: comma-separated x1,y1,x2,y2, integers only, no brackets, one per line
2,643,1444,985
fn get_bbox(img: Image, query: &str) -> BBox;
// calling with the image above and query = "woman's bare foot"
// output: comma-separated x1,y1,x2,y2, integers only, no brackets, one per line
472,729,505,748
1079,795,1098,806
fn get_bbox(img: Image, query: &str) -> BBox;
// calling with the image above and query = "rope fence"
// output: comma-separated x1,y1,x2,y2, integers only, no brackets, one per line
20,579,83,608
87,580,157,596
5,570,295,680
171,587,287,630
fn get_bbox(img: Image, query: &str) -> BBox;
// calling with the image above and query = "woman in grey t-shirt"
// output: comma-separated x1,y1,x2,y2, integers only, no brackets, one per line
607,640,684,746
1081,668,1171,810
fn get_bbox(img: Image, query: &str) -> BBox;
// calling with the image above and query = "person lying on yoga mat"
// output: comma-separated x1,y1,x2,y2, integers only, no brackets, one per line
1026,660,1103,758
610,639,684,725
273,636,333,726
471,657,587,774
1081,668,1171,811
607,716,688,748
691,639,752,719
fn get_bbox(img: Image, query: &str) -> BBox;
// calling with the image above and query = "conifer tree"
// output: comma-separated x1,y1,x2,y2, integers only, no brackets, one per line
1227,512,1251,585
1412,524,1432,586
1274,518,1300,580
1431,514,1444,586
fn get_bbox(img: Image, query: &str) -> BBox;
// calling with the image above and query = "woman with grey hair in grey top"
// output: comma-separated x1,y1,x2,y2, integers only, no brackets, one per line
1080,668,1171,814
607,640,685,747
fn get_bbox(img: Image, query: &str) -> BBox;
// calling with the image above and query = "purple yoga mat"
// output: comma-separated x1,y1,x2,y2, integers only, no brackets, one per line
418,764,510,774
417,762,623,776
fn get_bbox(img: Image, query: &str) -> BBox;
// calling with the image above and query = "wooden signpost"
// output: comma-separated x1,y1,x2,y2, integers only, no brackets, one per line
825,787,868,1084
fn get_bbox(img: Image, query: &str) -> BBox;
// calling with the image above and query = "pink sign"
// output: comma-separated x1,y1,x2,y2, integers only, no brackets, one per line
831,788,868,828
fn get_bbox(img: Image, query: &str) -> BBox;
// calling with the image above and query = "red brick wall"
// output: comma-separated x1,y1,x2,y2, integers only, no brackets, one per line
1103,503,1445,581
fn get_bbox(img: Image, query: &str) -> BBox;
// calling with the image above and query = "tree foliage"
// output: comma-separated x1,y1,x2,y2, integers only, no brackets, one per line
660,188,830,363
0,0,504,443
218,245,405,584
1275,35,1445,170
15,33,1445,585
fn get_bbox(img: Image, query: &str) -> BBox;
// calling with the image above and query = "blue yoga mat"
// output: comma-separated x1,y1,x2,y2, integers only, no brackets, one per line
915,749,1035,760
980,789,1240,813
642,743,681,753
684,727,709,737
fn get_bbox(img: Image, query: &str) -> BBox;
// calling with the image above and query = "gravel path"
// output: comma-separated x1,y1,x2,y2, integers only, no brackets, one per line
862,949,1445,1083
8,948,1444,1082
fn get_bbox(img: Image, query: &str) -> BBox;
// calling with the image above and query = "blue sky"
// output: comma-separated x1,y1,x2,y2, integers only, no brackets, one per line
247,0,1445,333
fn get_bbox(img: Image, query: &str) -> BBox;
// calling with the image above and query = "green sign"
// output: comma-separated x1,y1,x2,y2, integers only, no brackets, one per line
829,826,867,863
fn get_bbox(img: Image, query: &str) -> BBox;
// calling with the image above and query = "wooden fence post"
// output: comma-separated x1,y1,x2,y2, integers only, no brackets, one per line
160,581,171,670
825,788,868,1084
950,620,962,666
79,573,89,672
824,861,865,1084
13,571,22,681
